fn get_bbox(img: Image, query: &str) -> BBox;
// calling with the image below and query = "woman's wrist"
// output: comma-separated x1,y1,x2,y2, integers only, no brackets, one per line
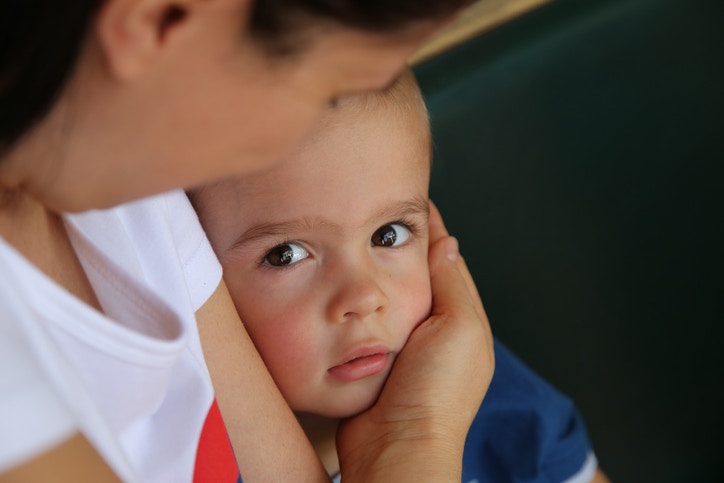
337,417,466,483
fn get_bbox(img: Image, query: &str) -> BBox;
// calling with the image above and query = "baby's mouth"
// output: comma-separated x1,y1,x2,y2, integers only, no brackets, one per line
328,349,392,383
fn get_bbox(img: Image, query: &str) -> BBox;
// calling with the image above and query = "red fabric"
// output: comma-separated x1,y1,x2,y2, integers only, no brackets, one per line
194,399,240,482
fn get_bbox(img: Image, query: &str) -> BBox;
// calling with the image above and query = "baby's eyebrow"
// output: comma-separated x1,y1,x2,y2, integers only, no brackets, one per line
231,218,340,249
367,196,430,226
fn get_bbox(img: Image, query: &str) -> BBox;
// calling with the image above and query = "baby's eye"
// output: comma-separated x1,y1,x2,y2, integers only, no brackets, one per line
371,223,411,248
263,242,309,267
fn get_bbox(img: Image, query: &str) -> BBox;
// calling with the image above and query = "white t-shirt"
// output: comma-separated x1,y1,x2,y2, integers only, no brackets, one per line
0,190,222,482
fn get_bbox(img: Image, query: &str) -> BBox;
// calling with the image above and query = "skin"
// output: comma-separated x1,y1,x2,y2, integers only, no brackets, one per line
195,83,612,482
194,89,431,473
196,91,431,415
0,0,495,481
196,92,611,483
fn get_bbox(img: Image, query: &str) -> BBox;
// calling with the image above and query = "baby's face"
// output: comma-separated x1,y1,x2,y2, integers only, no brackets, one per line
197,96,431,418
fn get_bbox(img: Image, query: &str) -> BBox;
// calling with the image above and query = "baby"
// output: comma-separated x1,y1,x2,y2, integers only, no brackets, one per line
190,69,603,482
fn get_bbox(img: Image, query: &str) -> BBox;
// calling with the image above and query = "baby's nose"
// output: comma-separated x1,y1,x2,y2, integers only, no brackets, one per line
326,273,388,323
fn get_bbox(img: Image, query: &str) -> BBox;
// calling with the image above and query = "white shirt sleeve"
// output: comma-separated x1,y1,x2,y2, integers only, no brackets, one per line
0,276,77,471
561,452,598,483
162,190,222,311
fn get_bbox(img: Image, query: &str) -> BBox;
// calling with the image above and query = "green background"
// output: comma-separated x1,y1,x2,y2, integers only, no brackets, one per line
414,0,724,481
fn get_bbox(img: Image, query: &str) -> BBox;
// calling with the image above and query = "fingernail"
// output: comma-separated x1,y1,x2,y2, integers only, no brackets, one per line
446,237,459,262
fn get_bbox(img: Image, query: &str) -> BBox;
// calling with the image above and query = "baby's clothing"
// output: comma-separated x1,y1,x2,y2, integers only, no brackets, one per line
0,190,238,482
461,340,597,483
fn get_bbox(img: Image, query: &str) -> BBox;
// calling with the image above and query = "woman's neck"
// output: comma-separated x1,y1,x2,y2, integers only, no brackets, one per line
0,189,101,311
295,413,341,478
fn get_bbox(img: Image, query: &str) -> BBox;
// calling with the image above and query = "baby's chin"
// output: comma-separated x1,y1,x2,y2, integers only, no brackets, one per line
298,387,384,420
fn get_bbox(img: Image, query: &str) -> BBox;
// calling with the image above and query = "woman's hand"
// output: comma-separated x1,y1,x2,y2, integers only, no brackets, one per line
336,202,494,482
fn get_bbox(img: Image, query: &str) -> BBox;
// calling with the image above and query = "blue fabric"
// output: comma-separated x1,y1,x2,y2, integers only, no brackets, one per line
462,339,592,483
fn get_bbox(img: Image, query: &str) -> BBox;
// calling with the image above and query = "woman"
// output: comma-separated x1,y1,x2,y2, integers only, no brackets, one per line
0,1,493,481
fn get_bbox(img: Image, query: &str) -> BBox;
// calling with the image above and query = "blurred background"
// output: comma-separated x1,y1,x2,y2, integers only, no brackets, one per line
412,0,724,481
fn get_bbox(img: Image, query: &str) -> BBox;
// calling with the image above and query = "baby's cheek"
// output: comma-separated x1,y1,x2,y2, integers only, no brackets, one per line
226,287,299,367
399,271,433,338
412,264,433,314
259,320,321,408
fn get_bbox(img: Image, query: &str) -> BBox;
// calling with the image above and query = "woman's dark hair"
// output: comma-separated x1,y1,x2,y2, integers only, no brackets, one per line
250,0,475,55
1,0,472,151
0,1,104,151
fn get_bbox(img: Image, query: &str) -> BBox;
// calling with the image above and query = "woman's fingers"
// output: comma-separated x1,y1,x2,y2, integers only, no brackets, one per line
453,252,487,322
428,201,487,322
428,200,449,245
428,200,494,400
427,232,494,364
